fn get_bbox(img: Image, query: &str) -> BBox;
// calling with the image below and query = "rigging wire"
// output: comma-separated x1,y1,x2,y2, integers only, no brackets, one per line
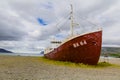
76,11,101,28
53,1,71,32
54,13,70,32
53,1,101,37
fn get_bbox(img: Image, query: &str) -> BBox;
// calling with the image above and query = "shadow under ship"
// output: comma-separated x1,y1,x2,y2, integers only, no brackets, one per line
44,5,102,65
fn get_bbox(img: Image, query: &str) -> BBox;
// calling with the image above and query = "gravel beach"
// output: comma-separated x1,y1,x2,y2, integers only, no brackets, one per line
0,55,120,80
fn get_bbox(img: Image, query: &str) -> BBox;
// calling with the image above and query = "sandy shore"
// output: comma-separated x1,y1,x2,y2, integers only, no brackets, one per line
0,55,120,80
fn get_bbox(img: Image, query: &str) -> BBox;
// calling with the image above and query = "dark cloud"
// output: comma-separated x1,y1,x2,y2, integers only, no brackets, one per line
0,19,26,41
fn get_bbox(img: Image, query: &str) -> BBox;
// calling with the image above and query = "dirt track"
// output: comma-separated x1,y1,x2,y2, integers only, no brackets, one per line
0,55,120,80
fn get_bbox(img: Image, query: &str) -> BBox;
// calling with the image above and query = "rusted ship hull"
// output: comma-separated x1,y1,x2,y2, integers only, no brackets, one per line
44,30,102,65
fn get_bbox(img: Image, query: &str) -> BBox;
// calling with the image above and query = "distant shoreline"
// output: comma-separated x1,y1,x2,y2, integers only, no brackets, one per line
0,52,43,57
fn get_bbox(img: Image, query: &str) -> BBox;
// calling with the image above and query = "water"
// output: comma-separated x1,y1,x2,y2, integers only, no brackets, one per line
0,52,44,57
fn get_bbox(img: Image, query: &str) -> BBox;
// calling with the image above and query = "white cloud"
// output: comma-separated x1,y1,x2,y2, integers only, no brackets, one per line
0,0,120,53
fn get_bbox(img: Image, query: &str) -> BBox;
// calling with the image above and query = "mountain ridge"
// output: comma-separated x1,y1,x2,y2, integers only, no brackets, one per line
0,48,13,53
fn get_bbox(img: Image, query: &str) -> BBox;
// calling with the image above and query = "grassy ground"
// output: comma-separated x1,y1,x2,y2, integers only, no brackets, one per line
39,57,120,68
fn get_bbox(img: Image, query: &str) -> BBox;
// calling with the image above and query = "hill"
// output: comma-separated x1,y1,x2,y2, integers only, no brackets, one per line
102,47,120,53
0,48,13,53
101,47,120,58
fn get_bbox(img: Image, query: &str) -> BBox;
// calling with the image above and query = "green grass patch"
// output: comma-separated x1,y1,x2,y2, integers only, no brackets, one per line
96,62,114,67
38,57,120,68
101,53,120,58
109,53,120,58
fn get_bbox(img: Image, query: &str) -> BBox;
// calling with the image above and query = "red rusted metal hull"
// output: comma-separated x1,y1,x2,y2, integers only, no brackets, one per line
44,30,102,65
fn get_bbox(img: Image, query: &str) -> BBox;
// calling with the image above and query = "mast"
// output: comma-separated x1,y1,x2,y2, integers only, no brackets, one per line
70,4,74,36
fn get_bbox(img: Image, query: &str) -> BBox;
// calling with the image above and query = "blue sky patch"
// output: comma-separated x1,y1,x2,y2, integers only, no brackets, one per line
37,18,47,26
55,34,64,38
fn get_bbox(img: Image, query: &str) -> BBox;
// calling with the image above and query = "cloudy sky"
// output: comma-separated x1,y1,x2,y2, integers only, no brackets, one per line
0,0,120,53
